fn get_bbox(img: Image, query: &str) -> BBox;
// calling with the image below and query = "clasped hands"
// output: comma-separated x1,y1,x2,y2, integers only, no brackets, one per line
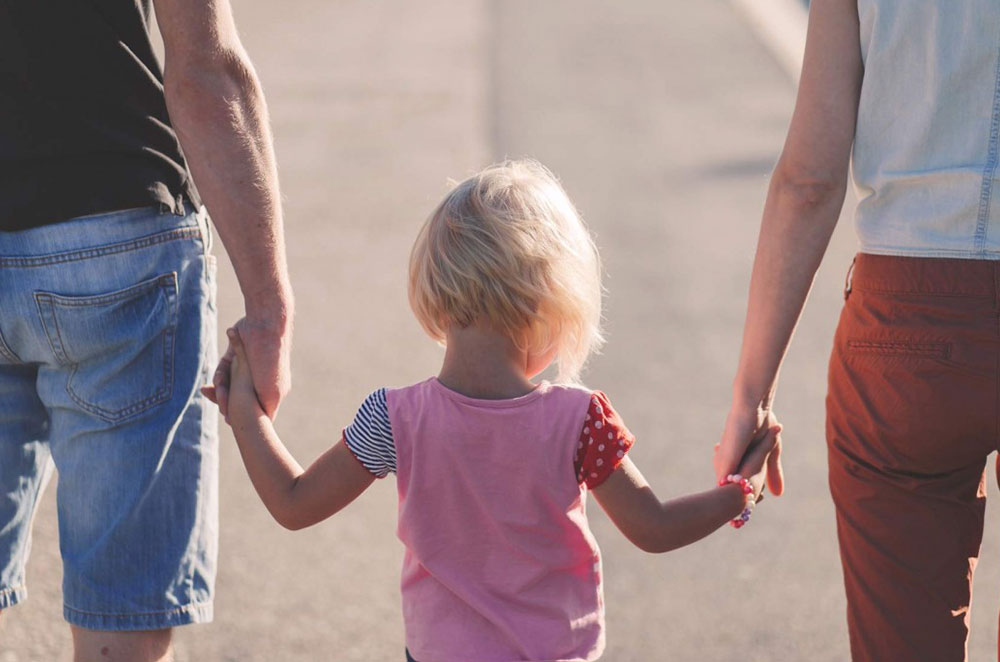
715,405,785,501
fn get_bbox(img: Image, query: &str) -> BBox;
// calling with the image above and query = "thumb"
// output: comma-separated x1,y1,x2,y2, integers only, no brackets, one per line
766,432,785,496
740,424,781,472
227,327,248,358
716,435,750,481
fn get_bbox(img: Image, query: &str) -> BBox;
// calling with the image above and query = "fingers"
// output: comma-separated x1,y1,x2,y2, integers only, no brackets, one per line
761,424,781,454
212,342,236,419
743,425,780,467
766,433,785,496
226,326,248,357
227,319,290,420
259,393,280,420
715,439,750,482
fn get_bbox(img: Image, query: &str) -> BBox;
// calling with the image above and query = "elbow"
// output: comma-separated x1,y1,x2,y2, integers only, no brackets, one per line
279,519,308,532
163,48,263,109
769,161,846,211
628,532,679,555
639,541,679,555
270,506,311,532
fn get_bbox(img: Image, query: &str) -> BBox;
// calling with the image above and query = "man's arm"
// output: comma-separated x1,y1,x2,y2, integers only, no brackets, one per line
154,0,293,418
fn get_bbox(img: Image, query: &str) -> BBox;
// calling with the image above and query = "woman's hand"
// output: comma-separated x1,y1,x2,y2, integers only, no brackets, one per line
715,405,784,497
733,421,782,500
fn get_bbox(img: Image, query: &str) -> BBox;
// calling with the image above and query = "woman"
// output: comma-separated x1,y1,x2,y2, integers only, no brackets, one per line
715,1,1000,660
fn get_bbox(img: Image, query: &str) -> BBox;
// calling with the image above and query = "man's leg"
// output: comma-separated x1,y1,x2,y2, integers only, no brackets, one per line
18,207,218,645
71,626,172,662
0,361,52,622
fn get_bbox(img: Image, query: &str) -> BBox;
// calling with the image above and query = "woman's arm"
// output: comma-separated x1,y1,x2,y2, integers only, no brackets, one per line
594,430,778,553
714,0,864,488
225,330,376,530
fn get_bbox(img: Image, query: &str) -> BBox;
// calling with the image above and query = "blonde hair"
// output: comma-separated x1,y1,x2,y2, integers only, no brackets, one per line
409,159,603,383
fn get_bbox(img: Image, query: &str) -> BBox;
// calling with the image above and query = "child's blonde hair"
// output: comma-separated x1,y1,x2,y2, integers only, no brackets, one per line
409,159,603,383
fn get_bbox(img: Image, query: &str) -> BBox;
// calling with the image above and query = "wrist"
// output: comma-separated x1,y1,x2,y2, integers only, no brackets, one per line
230,400,270,435
718,475,756,528
731,369,777,413
731,383,765,414
720,483,747,520
244,288,295,332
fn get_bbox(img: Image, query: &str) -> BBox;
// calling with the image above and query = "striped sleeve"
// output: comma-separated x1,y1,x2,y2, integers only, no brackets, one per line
342,388,396,478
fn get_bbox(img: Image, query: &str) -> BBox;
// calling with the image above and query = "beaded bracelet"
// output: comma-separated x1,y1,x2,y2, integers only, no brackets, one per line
718,473,755,529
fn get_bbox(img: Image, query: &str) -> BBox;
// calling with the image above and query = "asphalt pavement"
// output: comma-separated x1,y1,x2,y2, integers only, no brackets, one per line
5,1,1000,660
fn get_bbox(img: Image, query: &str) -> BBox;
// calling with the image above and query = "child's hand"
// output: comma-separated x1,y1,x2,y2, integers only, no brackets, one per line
734,425,781,501
224,327,266,424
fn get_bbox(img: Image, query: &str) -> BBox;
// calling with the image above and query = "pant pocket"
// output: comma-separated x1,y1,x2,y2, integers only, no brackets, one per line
35,273,179,422
0,326,21,363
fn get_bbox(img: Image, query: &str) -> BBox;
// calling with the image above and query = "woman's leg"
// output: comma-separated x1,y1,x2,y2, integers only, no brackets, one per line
826,254,998,662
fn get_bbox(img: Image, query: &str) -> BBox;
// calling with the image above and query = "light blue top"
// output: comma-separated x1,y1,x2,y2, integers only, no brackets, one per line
853,1,1000,258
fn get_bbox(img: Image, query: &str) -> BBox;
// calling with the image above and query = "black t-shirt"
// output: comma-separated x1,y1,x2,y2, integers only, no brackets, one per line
0,0,200,231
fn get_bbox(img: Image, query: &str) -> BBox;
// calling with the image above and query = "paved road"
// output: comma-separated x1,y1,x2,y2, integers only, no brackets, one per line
5,1,1000,660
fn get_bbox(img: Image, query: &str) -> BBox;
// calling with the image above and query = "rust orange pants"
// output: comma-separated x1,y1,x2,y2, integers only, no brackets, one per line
827,253,1000,662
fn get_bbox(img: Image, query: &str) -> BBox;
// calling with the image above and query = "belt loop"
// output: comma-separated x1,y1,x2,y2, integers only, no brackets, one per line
197,205,213,256
844,255,857,301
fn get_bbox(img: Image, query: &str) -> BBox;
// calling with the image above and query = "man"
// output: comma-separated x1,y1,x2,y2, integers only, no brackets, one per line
0,0,291,660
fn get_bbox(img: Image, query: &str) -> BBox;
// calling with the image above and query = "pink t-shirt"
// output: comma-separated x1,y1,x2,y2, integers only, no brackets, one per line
344,378,635,662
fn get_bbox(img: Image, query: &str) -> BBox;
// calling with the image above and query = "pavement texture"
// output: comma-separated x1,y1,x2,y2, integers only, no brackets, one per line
5,1,1000,660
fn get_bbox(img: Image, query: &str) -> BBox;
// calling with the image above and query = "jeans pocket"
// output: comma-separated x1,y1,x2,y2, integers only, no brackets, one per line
35,273,179,422
0,326,20,363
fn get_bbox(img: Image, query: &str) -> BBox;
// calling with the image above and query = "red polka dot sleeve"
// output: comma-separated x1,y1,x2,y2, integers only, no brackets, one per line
574,391,635,489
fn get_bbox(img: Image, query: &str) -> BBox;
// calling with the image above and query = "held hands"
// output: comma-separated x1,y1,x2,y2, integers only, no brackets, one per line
726,424,781,502
205,327,266,425
715,405,785,498
202,315,291,421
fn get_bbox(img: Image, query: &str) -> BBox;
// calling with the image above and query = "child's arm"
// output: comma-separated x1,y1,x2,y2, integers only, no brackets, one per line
592,429,777,553
225,329,376,530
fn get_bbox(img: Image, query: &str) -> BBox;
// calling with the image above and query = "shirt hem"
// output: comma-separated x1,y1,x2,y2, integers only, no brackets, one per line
858,246,1000,260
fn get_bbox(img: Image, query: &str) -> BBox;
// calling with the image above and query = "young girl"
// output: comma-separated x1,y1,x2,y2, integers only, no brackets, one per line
216,160,778,662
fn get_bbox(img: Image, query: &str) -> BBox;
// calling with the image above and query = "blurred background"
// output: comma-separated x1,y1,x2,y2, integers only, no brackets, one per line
5,1,1000,660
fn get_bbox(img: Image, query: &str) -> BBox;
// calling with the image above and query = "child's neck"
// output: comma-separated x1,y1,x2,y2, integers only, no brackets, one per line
438,323,538,400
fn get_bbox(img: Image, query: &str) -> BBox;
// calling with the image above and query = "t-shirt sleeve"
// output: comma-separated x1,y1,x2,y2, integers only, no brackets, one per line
342,388,396,478
574,391,635,489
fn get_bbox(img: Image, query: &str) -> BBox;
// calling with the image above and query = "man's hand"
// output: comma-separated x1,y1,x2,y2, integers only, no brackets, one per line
202,314,291,421
715,405,785,497
219,326,267,425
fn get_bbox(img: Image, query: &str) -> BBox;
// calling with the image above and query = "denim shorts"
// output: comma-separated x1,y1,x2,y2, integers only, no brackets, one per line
0,205,218,631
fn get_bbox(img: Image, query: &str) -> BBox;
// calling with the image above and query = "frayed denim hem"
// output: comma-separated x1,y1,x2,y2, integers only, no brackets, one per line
0,585,26,609
63,600,213,631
